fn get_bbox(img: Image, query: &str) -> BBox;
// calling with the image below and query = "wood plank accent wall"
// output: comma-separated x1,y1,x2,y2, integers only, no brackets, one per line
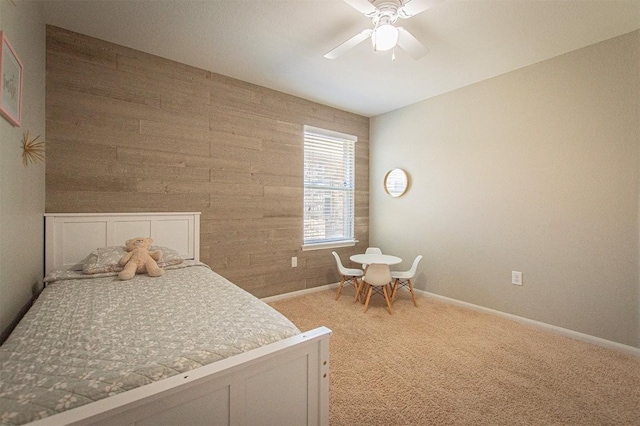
45,26,370,298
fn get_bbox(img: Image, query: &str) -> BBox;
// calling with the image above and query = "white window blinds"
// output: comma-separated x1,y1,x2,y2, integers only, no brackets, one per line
303,126,356,246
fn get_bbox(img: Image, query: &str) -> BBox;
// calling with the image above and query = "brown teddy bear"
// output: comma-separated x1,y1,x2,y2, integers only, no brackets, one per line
118,237,165,280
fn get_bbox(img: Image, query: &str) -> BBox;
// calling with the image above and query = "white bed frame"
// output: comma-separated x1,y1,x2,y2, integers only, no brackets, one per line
36,212,331,426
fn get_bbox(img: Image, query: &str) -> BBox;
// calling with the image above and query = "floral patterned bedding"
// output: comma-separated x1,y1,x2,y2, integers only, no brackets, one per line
0,262,300,425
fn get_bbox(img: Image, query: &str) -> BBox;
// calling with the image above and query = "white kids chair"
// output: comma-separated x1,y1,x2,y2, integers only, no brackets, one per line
362,263,393,314
332,251,364,302
390,255,422,307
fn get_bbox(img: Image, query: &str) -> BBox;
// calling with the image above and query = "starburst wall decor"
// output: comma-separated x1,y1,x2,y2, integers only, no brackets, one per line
21,131,45,167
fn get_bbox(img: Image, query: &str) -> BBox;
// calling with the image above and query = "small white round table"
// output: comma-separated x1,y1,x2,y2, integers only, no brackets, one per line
350,253,402,266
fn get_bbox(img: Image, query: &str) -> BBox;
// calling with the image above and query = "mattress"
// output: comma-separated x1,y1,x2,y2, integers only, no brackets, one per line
0,262,300,425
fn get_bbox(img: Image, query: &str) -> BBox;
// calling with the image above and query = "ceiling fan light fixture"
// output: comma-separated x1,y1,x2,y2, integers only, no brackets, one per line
372,24,398,51
325,0,435,60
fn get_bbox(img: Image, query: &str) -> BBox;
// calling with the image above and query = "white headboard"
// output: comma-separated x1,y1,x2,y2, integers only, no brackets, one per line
44,212,201,273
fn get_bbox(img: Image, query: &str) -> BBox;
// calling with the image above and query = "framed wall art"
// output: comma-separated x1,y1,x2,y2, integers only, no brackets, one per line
0,31,23,127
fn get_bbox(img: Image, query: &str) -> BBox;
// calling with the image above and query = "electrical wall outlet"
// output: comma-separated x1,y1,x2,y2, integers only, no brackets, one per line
291,257,297,268
511,271,522,285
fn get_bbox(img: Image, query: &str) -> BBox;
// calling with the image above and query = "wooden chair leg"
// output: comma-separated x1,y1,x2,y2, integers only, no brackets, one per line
407,279,418,307
363,285,373,313
353,277,361,303
391,278,399,302
335,276,346,300
382,285,393,315
360,282,369,304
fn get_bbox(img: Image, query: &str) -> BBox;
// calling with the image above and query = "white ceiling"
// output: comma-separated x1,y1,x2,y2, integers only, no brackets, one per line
42,0,640,117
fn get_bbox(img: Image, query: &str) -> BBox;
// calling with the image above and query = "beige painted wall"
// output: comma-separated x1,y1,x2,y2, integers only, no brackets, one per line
370,31,640,347
45,26,370,298
0,2,46,336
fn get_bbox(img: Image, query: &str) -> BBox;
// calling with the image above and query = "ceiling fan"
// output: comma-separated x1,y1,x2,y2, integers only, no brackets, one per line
324,0,443,60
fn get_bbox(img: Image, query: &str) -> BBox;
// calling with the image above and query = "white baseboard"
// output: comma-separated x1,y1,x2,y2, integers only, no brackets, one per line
263,284,640,357
261,283,338,303
417,289,640,357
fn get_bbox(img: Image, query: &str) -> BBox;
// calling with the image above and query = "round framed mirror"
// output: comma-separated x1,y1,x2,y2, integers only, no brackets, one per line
384,168,409,197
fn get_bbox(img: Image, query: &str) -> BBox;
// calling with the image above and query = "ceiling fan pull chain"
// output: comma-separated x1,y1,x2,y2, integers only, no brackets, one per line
372,19,381,51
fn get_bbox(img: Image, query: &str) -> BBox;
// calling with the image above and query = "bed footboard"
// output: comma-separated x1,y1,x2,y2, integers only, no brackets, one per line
29,327,331,426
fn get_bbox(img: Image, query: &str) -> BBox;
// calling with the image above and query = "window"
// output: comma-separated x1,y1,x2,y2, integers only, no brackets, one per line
303,126,357,249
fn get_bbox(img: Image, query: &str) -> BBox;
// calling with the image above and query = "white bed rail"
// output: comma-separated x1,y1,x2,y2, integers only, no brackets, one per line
28,326,331,426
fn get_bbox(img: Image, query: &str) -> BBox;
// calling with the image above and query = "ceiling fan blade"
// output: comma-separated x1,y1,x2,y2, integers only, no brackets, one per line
324,29,373,59
343,0,377,15
399,0,444,18
396,27,429,60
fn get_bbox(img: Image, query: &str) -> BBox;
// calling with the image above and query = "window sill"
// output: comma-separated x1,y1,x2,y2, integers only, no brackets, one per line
302,240,358,251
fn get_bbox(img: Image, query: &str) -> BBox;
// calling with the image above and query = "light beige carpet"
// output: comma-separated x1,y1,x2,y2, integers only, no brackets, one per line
269,288,640,425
